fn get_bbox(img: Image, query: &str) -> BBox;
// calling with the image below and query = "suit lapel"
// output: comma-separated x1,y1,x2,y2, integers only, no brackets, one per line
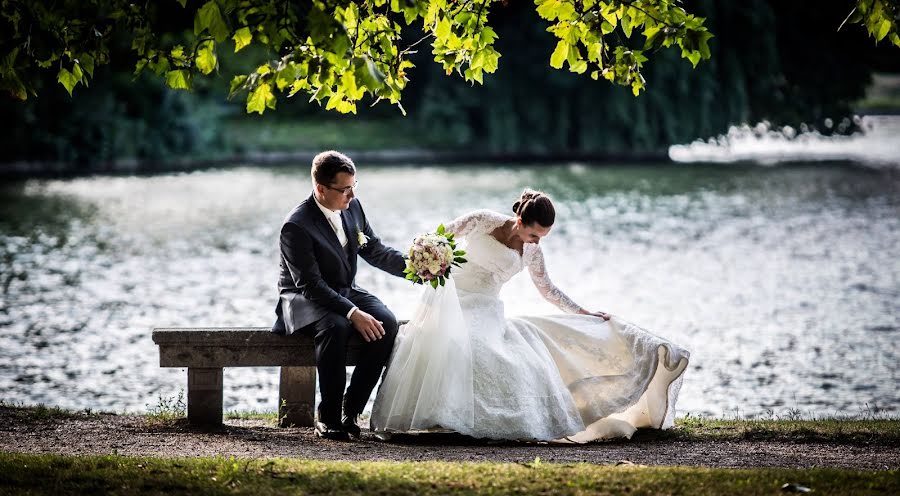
307,194,351,273
341,208,359,275
341,208,358,254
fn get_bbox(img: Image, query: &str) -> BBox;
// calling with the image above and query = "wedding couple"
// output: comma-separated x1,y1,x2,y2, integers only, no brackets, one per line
272,150,690,442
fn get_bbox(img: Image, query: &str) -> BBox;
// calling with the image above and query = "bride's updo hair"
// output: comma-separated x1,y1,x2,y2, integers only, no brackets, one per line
512,189,555,227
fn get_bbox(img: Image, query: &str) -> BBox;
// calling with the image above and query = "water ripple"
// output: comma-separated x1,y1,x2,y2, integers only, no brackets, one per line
1,163,898,418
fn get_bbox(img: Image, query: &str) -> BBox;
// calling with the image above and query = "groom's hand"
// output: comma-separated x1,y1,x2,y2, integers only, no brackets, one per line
349,310,386,342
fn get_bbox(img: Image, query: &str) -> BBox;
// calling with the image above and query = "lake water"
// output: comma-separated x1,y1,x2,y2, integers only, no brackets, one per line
1,162,898,418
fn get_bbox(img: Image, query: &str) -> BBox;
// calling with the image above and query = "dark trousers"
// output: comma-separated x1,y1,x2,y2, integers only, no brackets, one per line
301,290,398,423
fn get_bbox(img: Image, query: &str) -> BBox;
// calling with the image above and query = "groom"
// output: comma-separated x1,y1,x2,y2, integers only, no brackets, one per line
272,150,407,440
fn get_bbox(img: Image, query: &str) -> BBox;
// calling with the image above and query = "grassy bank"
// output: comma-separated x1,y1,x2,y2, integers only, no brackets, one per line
1,452,896,496
4,402,899,446
222,117,432,152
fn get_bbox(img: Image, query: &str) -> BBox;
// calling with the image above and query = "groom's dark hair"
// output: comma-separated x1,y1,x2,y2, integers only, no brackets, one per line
513,189,555,227
312,150,356,185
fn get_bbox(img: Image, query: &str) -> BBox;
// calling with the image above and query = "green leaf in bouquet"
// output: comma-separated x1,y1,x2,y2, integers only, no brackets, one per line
455,257,468,264
430,279,439,289
454,250,466,256
436,224,446,235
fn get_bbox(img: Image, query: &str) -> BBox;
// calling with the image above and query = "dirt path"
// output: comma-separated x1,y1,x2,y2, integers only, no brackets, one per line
1,410,897,470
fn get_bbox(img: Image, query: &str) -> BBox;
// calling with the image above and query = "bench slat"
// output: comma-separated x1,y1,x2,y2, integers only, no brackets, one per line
158,345,317,368
152,327,298,346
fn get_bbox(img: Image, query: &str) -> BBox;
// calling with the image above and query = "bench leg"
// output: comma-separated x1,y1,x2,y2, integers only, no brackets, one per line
279,366,316,427
187,367,223,426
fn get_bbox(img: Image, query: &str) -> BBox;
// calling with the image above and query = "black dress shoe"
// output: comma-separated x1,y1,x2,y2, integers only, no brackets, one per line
341,413,362,439
314,421,349,441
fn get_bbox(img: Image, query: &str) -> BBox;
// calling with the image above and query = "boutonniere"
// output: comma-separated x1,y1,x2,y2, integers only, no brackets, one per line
356,229,369,248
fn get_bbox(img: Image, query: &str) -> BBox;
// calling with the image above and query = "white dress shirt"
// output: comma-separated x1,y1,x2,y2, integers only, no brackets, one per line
313,195,348,247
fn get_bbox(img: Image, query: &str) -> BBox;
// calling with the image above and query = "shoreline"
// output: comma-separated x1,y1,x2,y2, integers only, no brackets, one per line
0,149,673,180
2,404,897,470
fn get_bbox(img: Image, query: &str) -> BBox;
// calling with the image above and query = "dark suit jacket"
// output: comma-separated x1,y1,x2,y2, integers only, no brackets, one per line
273,194,406,334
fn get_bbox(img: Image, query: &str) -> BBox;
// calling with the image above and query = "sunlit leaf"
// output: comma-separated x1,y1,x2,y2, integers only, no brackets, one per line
233,27,252,52
195,41,217,74
247,82,275,114
550,40,568,69
436,17,451,39
621,14,633,38
165,69,190,90
686,50,701,68
876,19,891,41
196,1,229,42
57,68,77,96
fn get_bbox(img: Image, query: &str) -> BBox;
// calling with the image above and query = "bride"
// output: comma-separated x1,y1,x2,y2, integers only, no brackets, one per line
371,189,690,442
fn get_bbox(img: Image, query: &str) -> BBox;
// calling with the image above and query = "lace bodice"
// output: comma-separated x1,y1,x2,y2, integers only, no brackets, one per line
445,210,585,314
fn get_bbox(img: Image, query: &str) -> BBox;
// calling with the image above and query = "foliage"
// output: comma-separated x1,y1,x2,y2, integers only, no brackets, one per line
0,61,227,167
2,452,899,495
0,0,714,115
408,0,898,153
841,0,900,47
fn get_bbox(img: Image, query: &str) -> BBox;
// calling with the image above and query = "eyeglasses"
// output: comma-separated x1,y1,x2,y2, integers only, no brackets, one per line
322,180,358,195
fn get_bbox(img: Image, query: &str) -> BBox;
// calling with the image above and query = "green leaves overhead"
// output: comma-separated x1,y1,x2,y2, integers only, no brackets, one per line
57,68,78,96
232,27,252,53
195,41,218,75
537,0,714,96
246,82,276,114
165,70,190,90
194,1,229,43
0,0,891,111
842,0,900,48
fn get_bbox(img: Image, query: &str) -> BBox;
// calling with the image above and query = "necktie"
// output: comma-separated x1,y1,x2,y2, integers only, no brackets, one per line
328,211,348,247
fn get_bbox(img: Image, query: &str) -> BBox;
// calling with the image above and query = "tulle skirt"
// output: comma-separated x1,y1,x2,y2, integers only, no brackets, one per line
371,278,690,441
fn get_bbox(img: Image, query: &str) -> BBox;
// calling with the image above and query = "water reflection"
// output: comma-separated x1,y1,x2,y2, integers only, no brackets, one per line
1,163,898,417
669,116,900,168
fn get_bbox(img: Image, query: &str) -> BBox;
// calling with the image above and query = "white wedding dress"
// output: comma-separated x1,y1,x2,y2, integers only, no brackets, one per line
371,210,690,442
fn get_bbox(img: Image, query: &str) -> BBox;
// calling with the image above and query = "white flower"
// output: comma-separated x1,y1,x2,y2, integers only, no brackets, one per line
357,230,369,248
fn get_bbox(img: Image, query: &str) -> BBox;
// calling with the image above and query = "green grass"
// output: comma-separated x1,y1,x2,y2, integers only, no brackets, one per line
222,118,432,152
643,416,900,446
0,400,105,422
855,96,900,111
224,409,279,423
0,452,896,496
144,391,186,425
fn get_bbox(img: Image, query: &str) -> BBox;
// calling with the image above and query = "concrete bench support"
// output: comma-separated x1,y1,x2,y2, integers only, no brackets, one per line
187,367,223,425
279,366,317,427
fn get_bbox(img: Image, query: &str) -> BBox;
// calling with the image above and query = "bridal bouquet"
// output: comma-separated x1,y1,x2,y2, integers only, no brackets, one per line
404,224,467,289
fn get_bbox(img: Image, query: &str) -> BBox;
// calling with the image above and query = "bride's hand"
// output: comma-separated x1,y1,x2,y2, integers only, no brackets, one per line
589,311,611,321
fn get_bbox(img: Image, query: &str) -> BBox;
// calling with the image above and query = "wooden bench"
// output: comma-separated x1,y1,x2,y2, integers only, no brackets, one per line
151,327,367,427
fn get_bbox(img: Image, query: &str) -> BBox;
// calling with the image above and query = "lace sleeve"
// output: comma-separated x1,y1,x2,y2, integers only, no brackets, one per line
524,244,585,314
444,209,510,238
